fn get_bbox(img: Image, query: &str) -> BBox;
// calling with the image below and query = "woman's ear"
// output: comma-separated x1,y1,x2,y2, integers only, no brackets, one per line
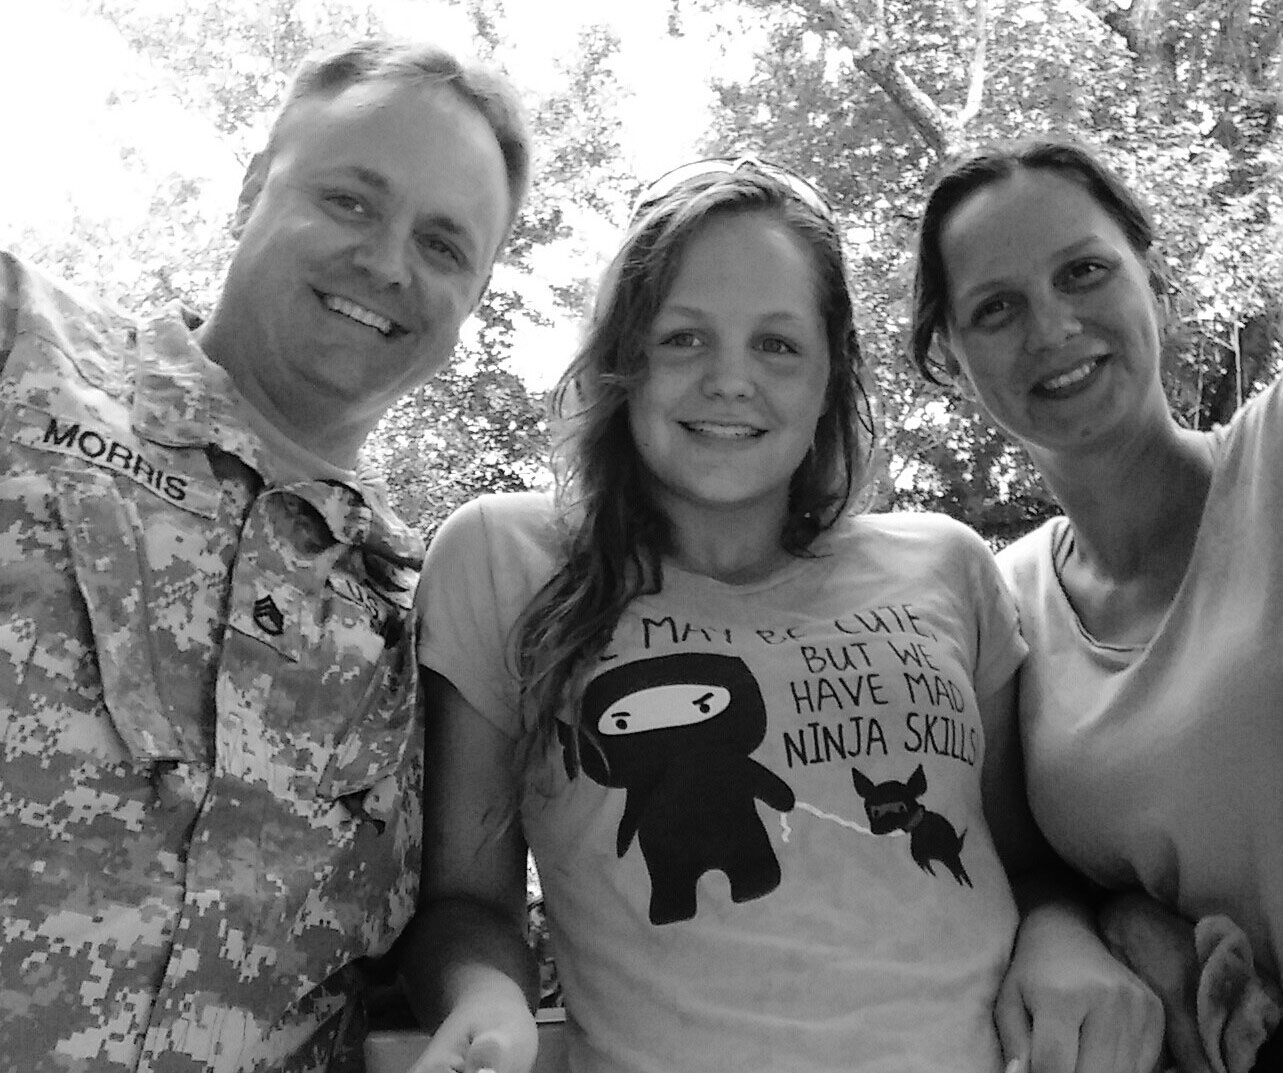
231,152,268,239
934,334,963,380
934,337,978,401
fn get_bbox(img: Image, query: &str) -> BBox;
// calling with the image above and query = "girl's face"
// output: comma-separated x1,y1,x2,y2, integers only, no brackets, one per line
628,210,830,539
941,168,1167,454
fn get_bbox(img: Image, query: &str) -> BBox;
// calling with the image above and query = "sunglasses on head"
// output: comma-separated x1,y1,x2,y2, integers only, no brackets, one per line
629,154,834,224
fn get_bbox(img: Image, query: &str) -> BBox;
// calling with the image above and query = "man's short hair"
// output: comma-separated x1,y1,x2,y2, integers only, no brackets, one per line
266,38,532,242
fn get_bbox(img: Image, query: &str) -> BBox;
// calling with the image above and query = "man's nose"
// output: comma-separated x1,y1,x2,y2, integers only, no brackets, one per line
352,224,412,288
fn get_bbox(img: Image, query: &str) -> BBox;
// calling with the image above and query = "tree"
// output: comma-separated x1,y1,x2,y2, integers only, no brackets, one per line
686,0,1283,542
35,0,646,538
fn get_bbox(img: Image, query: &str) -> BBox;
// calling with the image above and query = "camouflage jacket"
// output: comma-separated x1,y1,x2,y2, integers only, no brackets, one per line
0,253,425,1072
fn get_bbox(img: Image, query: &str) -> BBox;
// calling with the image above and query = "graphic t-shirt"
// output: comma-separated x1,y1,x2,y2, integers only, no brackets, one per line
419,492,1026,1073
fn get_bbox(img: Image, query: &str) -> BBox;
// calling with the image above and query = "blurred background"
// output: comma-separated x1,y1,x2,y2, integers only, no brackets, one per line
5,0,1280,545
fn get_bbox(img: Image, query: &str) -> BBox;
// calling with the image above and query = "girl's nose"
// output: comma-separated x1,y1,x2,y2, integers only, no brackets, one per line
701,344,755,399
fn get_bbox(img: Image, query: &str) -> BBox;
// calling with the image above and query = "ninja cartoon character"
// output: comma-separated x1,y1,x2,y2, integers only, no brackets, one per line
561,652,795,925
850,763,972,887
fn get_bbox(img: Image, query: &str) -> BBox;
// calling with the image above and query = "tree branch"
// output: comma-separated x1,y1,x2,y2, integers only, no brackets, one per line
958,0,988,128
802,0,956,156
1079,0,1142,53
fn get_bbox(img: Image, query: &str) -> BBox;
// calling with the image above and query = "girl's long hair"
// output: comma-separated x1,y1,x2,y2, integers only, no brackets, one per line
514,167,872,767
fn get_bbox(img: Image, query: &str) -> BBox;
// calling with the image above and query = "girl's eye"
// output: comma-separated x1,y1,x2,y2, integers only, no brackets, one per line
658,330,701,349
970,296,1014,329
759,336,799,356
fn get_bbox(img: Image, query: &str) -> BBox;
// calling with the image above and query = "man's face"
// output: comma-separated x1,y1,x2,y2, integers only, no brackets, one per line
209,79,510,440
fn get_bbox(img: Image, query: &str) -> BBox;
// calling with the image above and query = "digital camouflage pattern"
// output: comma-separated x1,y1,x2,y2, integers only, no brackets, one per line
0,253,425,1072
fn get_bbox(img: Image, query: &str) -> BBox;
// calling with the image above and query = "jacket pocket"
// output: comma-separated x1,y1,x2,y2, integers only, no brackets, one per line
55,466,199,760
0,467,203,765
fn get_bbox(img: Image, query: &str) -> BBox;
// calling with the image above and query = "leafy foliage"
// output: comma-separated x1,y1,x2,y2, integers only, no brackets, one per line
18,0,1281,1019
688,0,1282,540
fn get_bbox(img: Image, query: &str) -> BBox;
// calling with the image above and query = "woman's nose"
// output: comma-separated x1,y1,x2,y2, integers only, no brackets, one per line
1025,291,1082,352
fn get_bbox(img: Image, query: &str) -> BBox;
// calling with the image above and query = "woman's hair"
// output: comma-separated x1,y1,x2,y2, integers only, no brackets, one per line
910,137,1158,384
514,163,872,759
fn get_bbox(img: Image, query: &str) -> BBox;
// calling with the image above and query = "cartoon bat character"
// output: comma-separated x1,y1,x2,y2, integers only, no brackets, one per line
561,652,795,925
850,763,972,887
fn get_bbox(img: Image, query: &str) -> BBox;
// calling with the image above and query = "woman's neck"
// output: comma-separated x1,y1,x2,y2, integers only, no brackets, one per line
1031,421,1214,582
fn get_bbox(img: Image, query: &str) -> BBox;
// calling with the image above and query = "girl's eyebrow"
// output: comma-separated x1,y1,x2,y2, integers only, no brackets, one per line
656,305,809,324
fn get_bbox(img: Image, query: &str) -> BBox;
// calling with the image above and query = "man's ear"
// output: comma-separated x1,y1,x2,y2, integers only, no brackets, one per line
469,271,494,313
232,152,268,238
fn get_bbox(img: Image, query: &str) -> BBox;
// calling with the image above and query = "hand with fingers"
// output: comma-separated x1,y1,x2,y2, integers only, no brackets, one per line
997,898,1166,1073
406,998,538,1073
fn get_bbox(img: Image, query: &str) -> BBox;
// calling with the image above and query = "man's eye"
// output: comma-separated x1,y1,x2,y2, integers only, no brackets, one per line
417,234,464,267
325,193,367,215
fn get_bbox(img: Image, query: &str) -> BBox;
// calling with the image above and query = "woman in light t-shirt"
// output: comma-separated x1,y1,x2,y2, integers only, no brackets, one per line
910,137,1282,1073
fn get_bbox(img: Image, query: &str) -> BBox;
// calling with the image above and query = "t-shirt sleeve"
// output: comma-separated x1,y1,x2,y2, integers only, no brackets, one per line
415,494,559,739
958,525,1027,698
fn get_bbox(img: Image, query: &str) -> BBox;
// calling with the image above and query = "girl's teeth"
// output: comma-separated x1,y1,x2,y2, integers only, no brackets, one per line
685,422,760,439
1042,360,1098,391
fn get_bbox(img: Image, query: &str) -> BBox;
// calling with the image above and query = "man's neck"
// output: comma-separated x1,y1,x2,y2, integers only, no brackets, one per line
196,322,367,472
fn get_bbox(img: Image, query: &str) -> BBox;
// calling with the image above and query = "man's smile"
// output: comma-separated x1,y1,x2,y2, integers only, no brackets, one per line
318,291,406,337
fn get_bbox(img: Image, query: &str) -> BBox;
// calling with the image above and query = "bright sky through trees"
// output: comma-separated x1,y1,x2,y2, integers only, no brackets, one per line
3,0,729,387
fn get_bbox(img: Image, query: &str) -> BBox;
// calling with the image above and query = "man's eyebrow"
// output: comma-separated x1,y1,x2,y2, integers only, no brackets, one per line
326,165,477,249
326,165,392,194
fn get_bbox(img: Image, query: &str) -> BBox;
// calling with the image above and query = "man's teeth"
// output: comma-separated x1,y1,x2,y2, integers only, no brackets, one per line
683,422,762,439
1041,360,1099,392
323,294,394,336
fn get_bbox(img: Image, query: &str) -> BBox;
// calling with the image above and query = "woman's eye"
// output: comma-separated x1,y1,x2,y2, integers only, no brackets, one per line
658,330,701,349
1063,259,1110,289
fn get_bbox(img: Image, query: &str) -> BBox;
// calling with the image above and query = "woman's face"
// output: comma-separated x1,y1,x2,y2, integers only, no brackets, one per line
628,210,831,537
941,168,1166,454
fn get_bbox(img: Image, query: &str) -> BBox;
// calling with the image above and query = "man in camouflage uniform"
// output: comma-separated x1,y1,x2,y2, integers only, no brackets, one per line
0,37,529,1073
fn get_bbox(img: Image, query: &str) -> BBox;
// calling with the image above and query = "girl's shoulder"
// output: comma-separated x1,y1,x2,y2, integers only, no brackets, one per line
432,489,561,548
833,508,992,557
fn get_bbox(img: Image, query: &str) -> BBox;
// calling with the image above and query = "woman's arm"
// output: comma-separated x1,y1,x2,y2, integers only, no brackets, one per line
979,674,1165,1073
399,669,539,1073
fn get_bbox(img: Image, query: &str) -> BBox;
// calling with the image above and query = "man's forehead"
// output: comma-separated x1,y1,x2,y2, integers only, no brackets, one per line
265,78,509,275
275,79,467,146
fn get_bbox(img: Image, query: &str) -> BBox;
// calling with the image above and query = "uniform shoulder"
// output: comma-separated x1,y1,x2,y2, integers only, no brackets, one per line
0,249,140,386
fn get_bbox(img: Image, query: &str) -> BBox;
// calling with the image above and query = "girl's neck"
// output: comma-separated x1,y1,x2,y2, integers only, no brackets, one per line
665,504,794,585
